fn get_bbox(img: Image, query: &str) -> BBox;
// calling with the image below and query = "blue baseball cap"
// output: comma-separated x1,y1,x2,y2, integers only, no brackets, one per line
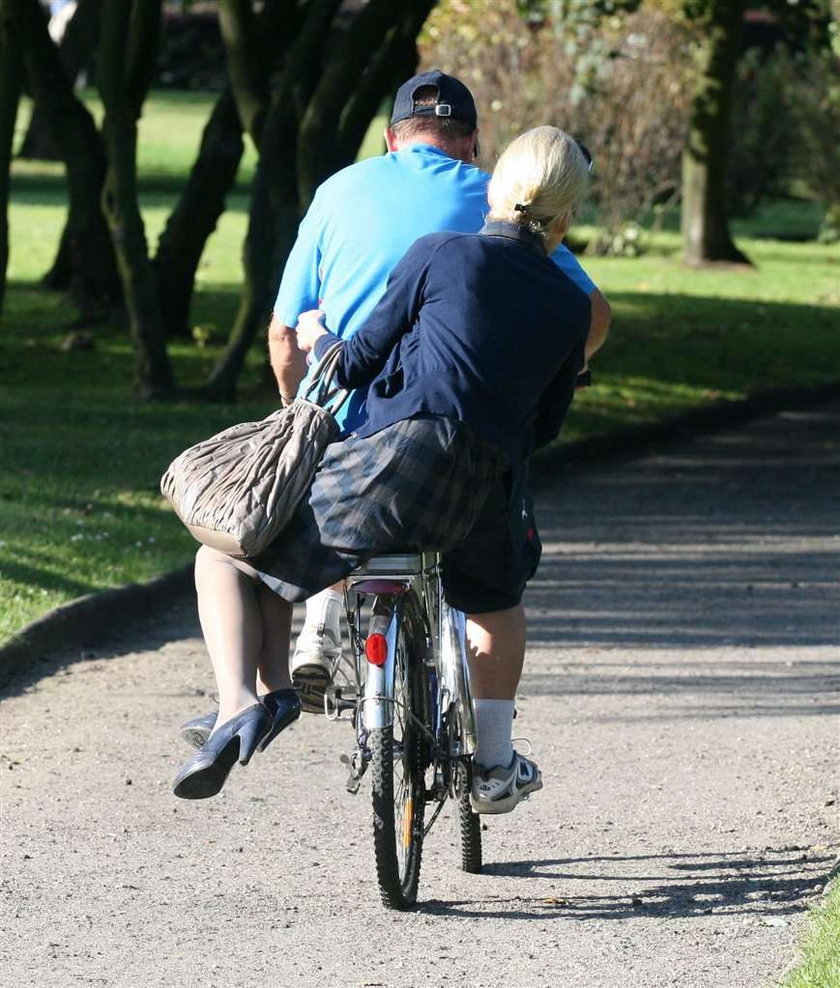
390,69,477,129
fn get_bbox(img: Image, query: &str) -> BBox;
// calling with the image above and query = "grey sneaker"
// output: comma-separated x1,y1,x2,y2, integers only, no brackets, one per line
291,622,342,714
470,752,543,815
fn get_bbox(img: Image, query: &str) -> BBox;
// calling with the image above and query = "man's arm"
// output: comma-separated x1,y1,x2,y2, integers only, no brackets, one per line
268,187,325,403
549,244,611,364
585,287,612,363
268,314,308,404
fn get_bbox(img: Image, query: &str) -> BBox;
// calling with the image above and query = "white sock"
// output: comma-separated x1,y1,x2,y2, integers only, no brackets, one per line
473,699,515,770
302,587,343,638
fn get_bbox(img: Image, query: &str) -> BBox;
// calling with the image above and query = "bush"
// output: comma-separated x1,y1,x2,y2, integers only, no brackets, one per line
421,4,691,255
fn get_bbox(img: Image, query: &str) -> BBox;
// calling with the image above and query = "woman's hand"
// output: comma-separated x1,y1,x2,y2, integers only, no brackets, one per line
296,309,329,353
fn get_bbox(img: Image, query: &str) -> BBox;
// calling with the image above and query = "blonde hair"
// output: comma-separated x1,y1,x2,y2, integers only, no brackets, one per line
487,126,589,239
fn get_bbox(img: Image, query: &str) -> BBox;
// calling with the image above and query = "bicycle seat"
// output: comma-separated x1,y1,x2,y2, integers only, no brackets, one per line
349,551,441,580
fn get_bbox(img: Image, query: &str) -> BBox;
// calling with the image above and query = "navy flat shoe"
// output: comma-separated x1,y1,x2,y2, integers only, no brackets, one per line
179,689,300,752
172,703,271,800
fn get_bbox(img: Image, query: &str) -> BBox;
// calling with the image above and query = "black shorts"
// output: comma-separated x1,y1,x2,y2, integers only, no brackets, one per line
249,417,505,602
441,473,542,614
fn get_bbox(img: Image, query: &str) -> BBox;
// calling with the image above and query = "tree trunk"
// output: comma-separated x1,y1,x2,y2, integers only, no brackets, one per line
9,0,120,317
18,103,55,160
154,88,244,339
203,0,342,401
204,0,434,401
152,1,292,342
296,0,435,206
332,3,432,181
18,0,102,160
98,0,174,397
0,2,22,318
218,0,270,145
681,0,751,265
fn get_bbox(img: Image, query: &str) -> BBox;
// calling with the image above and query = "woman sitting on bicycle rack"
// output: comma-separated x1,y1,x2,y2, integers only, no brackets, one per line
173,126,592,804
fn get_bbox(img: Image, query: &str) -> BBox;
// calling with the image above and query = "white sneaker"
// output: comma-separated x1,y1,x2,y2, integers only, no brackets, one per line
470,752,543,815
291,591,343,714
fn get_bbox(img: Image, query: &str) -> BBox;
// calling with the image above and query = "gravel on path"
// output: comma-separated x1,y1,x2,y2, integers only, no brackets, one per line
2,401,838,988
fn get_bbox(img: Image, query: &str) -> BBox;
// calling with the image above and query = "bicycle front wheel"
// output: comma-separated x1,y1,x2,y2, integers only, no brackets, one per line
369,593,428,910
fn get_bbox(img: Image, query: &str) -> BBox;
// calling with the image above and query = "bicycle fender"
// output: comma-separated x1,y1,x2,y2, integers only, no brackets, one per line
361,594,401,731
440,604,477,756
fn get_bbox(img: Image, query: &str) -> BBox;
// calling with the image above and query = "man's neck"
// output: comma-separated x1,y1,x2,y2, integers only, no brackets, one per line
393,137,475,166
394,137,450,156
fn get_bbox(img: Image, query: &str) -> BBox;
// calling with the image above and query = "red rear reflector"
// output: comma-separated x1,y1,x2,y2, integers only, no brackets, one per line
365,633,388,666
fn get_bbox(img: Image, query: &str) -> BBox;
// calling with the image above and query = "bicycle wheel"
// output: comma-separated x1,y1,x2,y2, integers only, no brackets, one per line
369,593,428,910
451,708,482,874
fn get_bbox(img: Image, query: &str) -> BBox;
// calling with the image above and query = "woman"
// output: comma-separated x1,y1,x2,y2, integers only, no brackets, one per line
173,126,592,803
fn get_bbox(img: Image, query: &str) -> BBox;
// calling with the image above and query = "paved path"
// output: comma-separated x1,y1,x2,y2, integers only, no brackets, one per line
2,402,839,988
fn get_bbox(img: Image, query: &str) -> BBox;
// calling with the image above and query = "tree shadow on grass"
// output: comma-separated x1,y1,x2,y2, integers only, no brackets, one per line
0,557,94,599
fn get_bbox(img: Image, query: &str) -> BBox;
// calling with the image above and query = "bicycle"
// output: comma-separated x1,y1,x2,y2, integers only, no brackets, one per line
321,551,483,911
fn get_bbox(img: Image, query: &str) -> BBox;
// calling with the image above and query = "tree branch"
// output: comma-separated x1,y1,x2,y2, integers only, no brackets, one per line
218,0,271,145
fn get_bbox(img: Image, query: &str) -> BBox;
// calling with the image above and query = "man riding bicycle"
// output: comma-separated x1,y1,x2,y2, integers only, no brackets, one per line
174,120,599,814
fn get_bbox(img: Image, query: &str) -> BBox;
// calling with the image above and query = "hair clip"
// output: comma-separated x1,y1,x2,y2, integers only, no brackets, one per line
514,202,528,213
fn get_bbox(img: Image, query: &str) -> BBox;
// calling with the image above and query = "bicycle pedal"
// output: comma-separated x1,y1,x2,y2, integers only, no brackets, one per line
340,750,367,794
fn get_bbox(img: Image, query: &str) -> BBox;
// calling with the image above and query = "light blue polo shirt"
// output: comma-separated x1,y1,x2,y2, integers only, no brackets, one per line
274,143,595,427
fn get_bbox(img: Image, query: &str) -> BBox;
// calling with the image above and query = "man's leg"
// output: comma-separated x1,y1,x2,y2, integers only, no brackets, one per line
467,603,526,699
442,466,543,814
467,603,525,771
465,601,542,813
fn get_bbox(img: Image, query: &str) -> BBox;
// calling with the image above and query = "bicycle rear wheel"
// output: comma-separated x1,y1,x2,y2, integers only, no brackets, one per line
369,593,428,910
451,708,482,874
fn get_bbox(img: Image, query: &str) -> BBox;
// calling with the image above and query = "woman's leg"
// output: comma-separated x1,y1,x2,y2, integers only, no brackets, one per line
194,545,290,729
255,581,294,694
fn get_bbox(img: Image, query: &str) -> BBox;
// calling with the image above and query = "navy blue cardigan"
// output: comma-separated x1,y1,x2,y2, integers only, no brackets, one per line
312,221,590,465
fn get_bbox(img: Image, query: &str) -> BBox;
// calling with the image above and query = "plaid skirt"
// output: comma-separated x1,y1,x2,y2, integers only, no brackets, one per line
250,416,505,602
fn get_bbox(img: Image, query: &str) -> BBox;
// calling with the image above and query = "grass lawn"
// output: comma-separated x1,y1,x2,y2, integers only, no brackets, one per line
781,881,840,988
2,90,840,640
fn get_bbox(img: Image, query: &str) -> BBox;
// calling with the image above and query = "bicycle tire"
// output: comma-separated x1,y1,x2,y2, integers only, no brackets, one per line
369,592,428,910
452,707,482,874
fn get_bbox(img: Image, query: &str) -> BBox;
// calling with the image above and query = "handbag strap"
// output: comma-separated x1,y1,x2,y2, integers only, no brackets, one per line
301,341,351,414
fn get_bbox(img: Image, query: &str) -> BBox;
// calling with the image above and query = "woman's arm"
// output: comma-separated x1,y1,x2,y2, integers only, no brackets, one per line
297,238,431,390
533,343,585,449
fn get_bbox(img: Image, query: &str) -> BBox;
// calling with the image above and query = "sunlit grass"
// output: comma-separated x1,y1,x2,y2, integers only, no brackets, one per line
781,882,840,988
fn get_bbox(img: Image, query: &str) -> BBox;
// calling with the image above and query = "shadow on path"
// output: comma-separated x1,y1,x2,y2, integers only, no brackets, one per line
421,846,833,922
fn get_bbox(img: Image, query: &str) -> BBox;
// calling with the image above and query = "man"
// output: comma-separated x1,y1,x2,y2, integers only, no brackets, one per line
269,71,610,811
